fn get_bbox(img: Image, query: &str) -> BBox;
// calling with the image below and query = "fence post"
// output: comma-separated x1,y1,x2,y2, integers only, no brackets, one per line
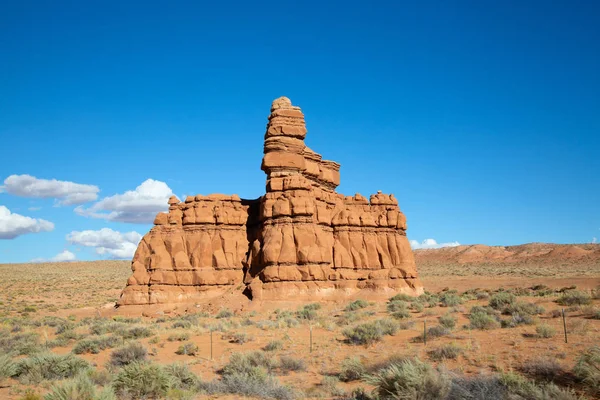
562,308,568,344
310,325,313,353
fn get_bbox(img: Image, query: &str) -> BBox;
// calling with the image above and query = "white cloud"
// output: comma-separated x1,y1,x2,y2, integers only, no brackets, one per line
0,205,54,239
1,174,99,205
593,237,597,244
31,250,77,263
410,238,461,250
67,228,142,259
74,179,172,224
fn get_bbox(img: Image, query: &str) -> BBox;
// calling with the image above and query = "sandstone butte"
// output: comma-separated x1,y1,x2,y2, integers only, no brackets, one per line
118,97,423,306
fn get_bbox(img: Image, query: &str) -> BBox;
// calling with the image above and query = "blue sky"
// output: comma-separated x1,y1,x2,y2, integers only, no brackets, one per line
1,1,598,263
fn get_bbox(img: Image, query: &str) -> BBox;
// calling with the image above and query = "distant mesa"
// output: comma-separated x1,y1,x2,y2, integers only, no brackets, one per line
118,97,422,305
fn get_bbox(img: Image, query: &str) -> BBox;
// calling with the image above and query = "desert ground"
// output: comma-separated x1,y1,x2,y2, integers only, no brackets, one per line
0,243,599,399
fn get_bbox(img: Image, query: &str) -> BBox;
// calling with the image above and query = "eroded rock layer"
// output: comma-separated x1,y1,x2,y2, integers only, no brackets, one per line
118,97,422,305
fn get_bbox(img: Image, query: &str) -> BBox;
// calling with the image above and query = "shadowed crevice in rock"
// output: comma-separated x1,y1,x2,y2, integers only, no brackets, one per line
117,97,423,306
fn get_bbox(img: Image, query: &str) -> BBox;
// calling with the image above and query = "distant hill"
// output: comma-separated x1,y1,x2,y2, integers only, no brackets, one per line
414,243,600,278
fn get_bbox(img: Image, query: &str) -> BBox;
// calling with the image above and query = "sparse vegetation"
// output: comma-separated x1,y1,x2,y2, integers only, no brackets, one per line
14,353,90,384
574,346,600,395
175,342,199,356
536,324,556,338
428,343,463,361
342,319,398,345
345,299,369,311
108,342,147,367
557,290,592,306
113,362,171,399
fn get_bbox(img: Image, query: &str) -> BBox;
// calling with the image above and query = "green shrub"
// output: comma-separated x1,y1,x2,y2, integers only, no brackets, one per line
118,326,152,340
339,357,365,382
389,293,414,302
345,299,369,311
73,335,119,354
222,351,277,376
557,290,592,306
109,342,147,367
387,300,411,319
295,304,320,320
410,302,424,313
44,373,116,400
0,332,41,356
164,363,200,391
0,354,16,385
439,292,463,307
15,353,90,384
469,310,500,330
263,340,283,352
428,343,463,361
536,324,556,338
501,313,535,328
489,292,516,310
366,358,451,399
500,371,581,399
520,357,563,381
216,309,234,319
227,332,252,344
113,362,171,399
342,319,398,345
573,346,600,395
278,356,306,373
438,313,457,329
175,343,199,356
503,301,545,316
167,332,190,342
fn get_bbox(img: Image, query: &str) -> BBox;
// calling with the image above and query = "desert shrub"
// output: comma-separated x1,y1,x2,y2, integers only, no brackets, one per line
574,346,600,395
592,286,600,299
489,292,516,310
222,351,277,376
263,340,283,352
387,300,411,319
44,373,116,400
469,309,501,330
0,332,41,355
339,357,366,382
337,310,366,326
549,309,563,318
503,301,545,316
295,304,320,321
172,320,192,329
520,357,563,381
226,332,252,344
440,293,463,307
113,362,171,399
500,371,581,400
345,299,369,311
73,335,120,354
343,319,399,346
417,292,439,308
0,354,16,385
428,343,463,361
366,358,451,399
557,290,592,306
389,293,414,302
204,370,296,400
118,326,152,340
398,320,416,330
216,309,234,319
438,313,457,330
278,356,306,373
536,324,556,338
175,343,199,356
414,325,450,343
108,342,147,367
501,313,535,328
320,376,344,396
89,320,127,336
15,353,90,384
164,363,200,391
410,302,424,313
167,332,190,342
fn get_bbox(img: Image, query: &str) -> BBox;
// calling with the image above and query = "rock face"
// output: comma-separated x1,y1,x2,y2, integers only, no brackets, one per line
118,97,422,305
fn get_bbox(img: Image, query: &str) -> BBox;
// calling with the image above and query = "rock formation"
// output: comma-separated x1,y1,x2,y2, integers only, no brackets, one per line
118,97,422,305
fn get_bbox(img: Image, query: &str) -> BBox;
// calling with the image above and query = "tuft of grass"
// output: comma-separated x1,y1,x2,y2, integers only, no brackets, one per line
339,357,366,382
342,319,398,345
438,313,457,330
72,335,119,355
108,342,147,368
345,299,369,311
222,351,277,376
14,353,90,384
168,332,190,342
439,292,463,307
175,343,199,356
295,304,320,321
227,332,252,344
366,358,451,399
113,362,171,399
489,292,516,310
278,356,306,374
557,290,592,306
469,307,501,330
573,345,600,395
164,363,201,391
263,340,283,352
45,373,116,400
216,309,234,319
428,343,463,361
389,293,414,302
520,357,563,381
0,354,16,385
387,300,411,319
536,324,556,338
